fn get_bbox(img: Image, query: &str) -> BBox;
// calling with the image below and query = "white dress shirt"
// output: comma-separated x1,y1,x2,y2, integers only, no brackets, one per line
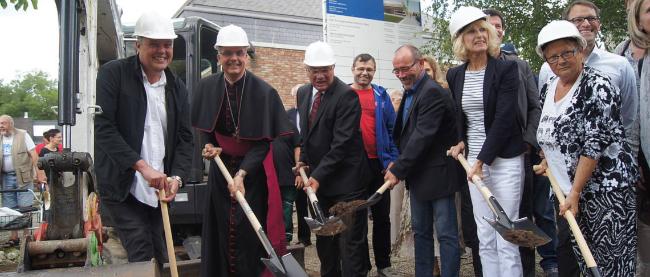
130,70,168,208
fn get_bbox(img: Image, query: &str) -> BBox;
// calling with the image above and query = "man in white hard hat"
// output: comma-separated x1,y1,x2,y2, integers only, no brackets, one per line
295,41,370,276
94,11,193,266
192,24,294,276
539,0,639,157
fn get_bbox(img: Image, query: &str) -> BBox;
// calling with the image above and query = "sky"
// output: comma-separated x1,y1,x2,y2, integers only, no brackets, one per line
0,0,435,84
0,0,185,83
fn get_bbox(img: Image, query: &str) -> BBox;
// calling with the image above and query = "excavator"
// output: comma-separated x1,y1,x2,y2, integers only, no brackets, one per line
0,0,227,276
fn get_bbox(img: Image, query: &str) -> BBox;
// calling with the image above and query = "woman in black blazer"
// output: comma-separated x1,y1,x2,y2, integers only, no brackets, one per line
446,6,526,277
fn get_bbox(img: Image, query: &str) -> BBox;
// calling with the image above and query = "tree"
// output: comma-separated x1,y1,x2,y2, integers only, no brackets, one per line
421,0,628,73
0,71,58,120
0,0,37,10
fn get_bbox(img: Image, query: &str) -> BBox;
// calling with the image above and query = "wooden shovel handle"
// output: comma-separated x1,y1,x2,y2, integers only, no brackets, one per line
376,180,392,194
159,185,178,277
446,151,498,215
533,165,598,268
213,155,263,232
298,167,319,204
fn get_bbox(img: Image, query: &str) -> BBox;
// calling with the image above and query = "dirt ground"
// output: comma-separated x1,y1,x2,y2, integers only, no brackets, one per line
295,213,544,277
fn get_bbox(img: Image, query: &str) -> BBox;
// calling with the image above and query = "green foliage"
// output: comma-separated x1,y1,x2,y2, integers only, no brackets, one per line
0,0,38,10
0,71,58,120
421,0,628,73
591,0,628,50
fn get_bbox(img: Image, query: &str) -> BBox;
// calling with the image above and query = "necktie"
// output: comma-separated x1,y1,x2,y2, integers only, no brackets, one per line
309,91,323,128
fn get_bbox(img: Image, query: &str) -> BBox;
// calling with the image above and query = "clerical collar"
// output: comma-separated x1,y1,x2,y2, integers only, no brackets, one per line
225,73,246,87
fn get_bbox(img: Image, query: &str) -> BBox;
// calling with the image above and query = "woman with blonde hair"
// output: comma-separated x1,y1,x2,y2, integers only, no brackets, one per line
422,55,448,88
446,6,525,277
616,0,650,275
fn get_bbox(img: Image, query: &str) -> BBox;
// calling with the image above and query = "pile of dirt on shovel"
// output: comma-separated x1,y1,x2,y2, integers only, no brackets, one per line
329,200,367,217
503,229,548,248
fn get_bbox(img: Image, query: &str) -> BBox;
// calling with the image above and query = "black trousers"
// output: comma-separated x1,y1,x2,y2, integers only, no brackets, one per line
362,159,391,270
519,152,536,277
103,194,167,266
316,190,369,277
554,198,580,277
295,188,312,244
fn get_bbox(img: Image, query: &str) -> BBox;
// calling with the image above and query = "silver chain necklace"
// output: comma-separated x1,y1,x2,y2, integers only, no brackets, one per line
224,72,246,141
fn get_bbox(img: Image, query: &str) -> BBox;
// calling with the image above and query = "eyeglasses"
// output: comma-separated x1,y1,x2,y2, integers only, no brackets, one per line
219,49,247,57
392,61,417,75
545,48,578,64
306,66,333,75
568,16,599,25
354,67,375,73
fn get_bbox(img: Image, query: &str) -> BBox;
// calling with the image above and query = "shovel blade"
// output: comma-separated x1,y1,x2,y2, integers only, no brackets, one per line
304,216,324,230
280,253,309,277
484,216,551,248
261,257,287,277
511,217,552,247
313,217,347,236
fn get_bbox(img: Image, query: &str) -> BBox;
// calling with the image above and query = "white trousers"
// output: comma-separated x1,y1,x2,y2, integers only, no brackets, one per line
468,154,524,277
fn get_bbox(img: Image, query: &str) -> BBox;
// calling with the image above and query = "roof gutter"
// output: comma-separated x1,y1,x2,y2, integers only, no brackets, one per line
181,6,323,26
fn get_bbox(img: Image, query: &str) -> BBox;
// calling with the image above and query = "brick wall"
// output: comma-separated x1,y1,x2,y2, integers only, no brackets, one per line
247,46,309,109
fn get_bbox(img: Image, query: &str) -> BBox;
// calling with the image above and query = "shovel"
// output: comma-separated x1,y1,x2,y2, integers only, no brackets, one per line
296,166,347,236
159,182,178,277
214,153,308,277
533,164,601,277
448,151,551,248
328,180,392,217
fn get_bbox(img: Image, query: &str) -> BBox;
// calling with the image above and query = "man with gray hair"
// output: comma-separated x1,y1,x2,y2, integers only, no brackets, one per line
1,114,46,245
385,44,461,276
296,41,370,276
193,24,294,276
95,11,193,266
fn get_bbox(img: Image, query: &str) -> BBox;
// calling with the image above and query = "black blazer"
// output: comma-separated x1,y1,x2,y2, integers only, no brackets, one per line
94,55,194,202
391,74,459,201
446,56,525,165
297,77,368,197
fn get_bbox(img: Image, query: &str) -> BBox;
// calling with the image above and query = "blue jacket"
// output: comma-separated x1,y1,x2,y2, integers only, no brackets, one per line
370,84,400,169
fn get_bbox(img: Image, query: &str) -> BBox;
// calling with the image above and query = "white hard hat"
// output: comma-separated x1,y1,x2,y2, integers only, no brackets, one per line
536,20,587,58
133,11,177,40
214,25,249,48
304,41,335,67
449,6,487,38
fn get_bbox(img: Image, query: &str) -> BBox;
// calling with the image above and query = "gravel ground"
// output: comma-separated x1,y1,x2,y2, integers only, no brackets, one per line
295,214,544,276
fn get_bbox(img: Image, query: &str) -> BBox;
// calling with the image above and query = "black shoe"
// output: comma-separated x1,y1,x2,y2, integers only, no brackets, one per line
298,240,312,247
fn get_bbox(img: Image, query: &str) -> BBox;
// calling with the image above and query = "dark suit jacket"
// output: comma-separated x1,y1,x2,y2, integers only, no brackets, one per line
287,108,300,134
95,55,194,202
390,74,459,201
500,52,541,149
297,77,368,197
446,56,525,165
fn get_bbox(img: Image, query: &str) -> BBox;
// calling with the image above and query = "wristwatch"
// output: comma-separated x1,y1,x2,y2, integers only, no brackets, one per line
170,176,183,188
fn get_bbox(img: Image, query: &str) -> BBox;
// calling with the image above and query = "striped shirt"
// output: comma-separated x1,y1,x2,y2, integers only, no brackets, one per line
462,69,486,159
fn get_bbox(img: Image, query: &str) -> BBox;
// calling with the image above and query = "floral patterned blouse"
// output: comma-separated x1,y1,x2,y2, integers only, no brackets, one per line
539,66,638,193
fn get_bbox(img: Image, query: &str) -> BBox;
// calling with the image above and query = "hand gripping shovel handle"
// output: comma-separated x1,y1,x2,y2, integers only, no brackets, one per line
159,183,178,277
447,151,501,217
298,167,327,223
534,165,601,276
213,156,279,257
213,155,288,276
